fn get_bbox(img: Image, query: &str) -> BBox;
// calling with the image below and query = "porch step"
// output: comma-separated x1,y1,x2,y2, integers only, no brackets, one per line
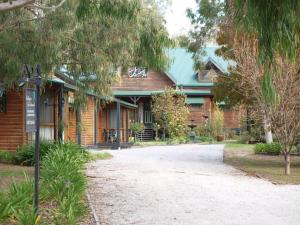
137,129,154,141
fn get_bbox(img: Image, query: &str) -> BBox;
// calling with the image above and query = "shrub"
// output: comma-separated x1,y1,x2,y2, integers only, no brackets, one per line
41,142,88,224
0,142,89,225
254,142,282,155
14,141,57,166
0,176,35,224
130,122,144,142
195,136,214,143
41,143,88,200
238,132,251,144
211,106,224,137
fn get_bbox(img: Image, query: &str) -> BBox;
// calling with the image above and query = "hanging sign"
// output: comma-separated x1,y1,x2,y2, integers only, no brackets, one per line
25,88,37,132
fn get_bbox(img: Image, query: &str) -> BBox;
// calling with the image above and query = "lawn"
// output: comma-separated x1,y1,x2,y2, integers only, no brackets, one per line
224,142,300,184
133,141,168,147
0,163,33,190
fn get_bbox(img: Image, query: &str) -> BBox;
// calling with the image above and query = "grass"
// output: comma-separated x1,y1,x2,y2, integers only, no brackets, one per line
224,141,300,184
89,152,113,160
0,163,33,190
133,140,168,147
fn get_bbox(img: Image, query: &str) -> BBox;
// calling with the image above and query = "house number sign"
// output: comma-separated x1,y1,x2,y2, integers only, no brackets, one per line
128,67,147,78
25,88,37,132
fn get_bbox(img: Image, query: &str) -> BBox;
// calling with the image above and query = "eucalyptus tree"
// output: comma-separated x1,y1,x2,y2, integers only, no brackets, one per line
0,0,172,99
233,0,300,64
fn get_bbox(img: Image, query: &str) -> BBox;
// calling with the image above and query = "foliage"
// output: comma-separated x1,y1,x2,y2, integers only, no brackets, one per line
0,142,89,225
237,132,251,144
211,105,224,137
130,122,145,133
234,0,300,64
153,122,161,140
130,122,144,142
0,151,15,164
0,175,35,224
14,140,57,166
152,88,190,139
195,135,214,143
254,143,282,155
0,0,172,103
186,0,225,69
89,152,113,161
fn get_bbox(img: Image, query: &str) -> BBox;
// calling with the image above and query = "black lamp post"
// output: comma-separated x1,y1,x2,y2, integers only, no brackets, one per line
18,64,42,213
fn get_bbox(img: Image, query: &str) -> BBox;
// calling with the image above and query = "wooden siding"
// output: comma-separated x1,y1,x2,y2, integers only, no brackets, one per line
223,108,243,129
112,71,175,91
81,96,95,146
0,90,25,151
188,97,212,125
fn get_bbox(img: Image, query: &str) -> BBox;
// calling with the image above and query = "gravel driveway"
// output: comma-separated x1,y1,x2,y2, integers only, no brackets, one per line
87,144,300,225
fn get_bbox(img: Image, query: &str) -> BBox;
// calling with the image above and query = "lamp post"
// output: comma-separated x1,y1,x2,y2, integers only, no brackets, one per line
18,64,42,213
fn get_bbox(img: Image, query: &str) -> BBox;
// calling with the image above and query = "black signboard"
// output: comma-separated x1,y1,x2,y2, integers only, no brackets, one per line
25,89,36,132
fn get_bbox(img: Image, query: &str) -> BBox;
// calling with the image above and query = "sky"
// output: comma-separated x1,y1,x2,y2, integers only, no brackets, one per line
164,0,197,37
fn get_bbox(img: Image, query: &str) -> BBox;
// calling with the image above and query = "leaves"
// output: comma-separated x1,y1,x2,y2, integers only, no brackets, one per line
151,88,190,138
0,0,172,103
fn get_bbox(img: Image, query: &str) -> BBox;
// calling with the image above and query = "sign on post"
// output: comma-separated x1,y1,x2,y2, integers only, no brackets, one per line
25,89,37,132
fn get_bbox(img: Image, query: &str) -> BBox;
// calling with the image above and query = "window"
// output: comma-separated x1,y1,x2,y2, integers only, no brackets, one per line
144,111,153,124
40,94,54,123
0,86,7,113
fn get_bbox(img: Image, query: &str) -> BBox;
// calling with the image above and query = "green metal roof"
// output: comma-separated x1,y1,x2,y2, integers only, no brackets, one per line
113,89,211,96
165,47,236,87
186,97,205,105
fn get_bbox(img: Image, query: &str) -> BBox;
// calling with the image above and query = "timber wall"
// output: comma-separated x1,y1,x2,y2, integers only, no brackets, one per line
0,90,25,151
112,71,175,91
81,96,95,146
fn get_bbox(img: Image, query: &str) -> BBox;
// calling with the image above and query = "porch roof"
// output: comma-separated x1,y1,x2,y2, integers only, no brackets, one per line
112,89,211,97
50,76,137,109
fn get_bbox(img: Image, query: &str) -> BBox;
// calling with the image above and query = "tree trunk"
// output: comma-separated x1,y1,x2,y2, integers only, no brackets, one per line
263,114,273,144
284,153,291,175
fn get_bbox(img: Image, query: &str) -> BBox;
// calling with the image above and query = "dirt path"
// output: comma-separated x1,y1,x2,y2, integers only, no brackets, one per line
87,144,300,225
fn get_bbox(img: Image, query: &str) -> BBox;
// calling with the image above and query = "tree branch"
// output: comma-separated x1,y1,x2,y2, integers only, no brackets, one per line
29,0,67,11
0,0,34,12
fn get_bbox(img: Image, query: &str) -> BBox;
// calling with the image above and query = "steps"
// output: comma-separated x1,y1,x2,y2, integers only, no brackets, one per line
137,128,154,141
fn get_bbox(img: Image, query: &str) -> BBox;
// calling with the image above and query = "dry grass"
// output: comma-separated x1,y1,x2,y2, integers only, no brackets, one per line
0,163,33,190
224,143,300,184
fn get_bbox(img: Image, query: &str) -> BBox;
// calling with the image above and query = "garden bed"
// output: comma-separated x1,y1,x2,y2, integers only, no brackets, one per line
0,163,33,190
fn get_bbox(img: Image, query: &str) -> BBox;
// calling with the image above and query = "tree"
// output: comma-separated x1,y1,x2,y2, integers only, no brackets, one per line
0,0,66,12
151,88,190,140
233,0,300,64
186,0,225,69
187,0,274,142
0,0,172,101
232,37,300,175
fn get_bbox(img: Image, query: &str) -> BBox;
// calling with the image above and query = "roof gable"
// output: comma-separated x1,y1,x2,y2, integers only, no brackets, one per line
165,47,236,87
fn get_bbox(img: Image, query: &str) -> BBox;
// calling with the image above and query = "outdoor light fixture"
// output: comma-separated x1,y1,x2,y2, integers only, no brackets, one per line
19,64,42,213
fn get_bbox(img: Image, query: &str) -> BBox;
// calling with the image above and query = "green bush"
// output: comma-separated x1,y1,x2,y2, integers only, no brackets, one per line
195,136,214,143
0,176,34,224
237,132,251,144
14,140,57,166
41,142,88,224
0,151,15,164
254,142,282,155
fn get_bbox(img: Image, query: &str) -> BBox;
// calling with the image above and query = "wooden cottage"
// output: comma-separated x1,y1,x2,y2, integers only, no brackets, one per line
112,47,242,140
0,74,136,151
